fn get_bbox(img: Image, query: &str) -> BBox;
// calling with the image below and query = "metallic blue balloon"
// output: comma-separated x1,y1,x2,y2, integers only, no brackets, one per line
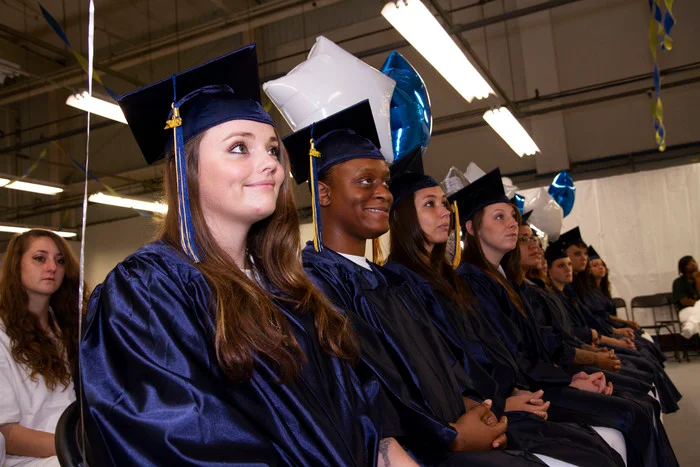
381,52,432,162
514,194,525,214
548,171,576,217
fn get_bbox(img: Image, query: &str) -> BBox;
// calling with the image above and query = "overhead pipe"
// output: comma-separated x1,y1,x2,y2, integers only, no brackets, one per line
0,0,343,106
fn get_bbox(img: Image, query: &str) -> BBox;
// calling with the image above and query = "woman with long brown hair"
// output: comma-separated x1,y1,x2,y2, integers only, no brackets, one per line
79,46,413,466
0,229,85,466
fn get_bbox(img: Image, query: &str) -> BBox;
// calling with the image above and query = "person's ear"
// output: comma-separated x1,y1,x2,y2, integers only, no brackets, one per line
318,181,331,207
466,220,475,236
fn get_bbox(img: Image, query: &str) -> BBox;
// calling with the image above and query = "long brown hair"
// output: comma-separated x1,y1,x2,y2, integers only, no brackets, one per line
462,206,526,315
159,132,358,384
0,230,87,390
388,194,474,311
594,260,612,299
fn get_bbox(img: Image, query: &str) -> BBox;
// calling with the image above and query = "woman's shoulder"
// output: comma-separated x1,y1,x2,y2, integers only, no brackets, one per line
107,240,204,286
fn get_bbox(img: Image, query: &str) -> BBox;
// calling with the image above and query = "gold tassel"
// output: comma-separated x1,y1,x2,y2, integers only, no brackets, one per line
452,201,462,269
309,139,322,252
372,237,383,265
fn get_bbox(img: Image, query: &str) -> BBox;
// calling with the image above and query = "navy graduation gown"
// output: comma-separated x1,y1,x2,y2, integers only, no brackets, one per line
302,243,546,466
383,261,626,467
80,241,380,466
455,262,679,467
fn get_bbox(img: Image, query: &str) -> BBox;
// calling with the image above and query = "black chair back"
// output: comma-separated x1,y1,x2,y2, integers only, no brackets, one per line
55,401,87,467
612,297,627,318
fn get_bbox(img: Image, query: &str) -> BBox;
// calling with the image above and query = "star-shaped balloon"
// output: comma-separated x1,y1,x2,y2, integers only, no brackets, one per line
263,36,396,162
525,188,564,241
380,51,431,162
548,171,576,217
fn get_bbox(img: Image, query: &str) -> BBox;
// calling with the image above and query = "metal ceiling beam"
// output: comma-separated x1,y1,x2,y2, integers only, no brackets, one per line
0,23,145,87
0,0,343,106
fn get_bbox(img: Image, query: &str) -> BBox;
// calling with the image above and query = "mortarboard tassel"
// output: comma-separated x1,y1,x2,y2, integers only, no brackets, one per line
166,75,202,262
309,137,323,252
372,237,383,265
452,200,461,269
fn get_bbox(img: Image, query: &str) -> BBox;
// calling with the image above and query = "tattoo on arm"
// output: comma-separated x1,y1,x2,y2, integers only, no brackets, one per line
379,438,392,467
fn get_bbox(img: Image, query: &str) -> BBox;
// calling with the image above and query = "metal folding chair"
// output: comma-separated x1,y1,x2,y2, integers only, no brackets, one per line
630,294,683,362
612,297,628,320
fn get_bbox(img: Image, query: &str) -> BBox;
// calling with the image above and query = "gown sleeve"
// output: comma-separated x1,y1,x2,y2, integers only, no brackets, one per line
80,255,280,467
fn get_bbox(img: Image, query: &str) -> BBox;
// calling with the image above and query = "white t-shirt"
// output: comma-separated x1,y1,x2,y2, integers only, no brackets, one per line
0,324,75,466
339,253,372,270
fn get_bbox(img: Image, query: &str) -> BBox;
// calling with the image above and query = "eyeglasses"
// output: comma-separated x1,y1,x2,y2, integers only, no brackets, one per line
518,235,538,246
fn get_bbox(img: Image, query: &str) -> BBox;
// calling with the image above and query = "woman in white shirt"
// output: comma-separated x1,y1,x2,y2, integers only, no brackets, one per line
0,229,85,466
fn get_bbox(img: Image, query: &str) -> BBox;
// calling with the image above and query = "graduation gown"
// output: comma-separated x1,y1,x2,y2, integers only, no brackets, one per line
519,281,656,396
80,241,380,466
456,262,679,467
302,243,545,466
383,261,626,467
566,286,681,413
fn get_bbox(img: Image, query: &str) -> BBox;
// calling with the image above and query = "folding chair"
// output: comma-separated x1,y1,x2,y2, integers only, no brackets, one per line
630,294,683,362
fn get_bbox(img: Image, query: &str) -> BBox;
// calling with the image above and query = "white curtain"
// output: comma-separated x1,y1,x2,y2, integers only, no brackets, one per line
520,163,700,326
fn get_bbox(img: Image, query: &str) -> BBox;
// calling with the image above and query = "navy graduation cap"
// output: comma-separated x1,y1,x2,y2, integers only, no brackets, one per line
545,242,569,265
521,210,533,225
558,226,586,250
283,100,385,253
117,44,273,262
388,148,438,210
447,168,509,225
447,168,509,268
587,245,601,260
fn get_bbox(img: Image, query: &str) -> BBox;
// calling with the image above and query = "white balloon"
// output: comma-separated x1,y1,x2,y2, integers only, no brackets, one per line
263,36,396,162
501,176,518,199
525,188,564,241
465,162,486,183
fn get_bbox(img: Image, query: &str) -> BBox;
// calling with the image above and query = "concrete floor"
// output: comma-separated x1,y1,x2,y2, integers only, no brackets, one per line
662,359,700,466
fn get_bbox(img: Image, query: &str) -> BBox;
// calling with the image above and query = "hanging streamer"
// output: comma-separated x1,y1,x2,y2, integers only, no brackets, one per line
39,3,118,100
647,0,676,152
76,1,96,464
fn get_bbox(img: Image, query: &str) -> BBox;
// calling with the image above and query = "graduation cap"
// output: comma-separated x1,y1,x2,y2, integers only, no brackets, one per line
558,226,586,250
587,245,601,260
545,241,569,266
521,210,533,225
446,168,509,269
448,168,509,225
388,148,438,210
117,44,273,262
282,100,385,253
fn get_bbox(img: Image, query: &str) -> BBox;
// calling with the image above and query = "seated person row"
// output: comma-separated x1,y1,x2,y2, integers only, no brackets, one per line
554,228,681,413
287,107,627,466
382,166,675,467
78,46,677,466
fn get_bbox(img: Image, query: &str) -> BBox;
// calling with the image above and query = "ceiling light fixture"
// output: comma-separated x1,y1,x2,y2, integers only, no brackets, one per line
381,0,494,102
88,192,168,214
66,91,127,124
483,107,540,157
0,223,77,238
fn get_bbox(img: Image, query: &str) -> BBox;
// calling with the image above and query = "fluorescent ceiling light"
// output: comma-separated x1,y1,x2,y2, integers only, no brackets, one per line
483,107,540,157
0,58,21,85
3,180,64,195
382,0,494,102
89,192,168,214
66,91,127,124
0,224,77,238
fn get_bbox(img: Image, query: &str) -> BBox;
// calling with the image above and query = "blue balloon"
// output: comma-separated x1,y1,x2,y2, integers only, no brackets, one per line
548,171,576,217
513,194,525,214
381,52,432,162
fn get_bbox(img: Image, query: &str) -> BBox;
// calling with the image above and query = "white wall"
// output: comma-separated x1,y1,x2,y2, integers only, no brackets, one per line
519,163,700,324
